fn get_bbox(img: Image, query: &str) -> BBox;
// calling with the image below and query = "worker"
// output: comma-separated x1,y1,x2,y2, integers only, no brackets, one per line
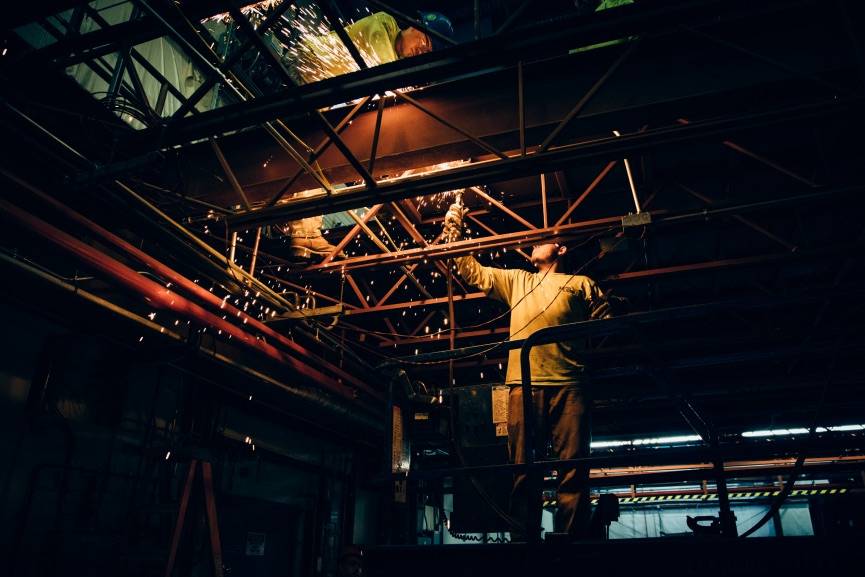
289,10,454,85
284,11,453,259
443,201,617,540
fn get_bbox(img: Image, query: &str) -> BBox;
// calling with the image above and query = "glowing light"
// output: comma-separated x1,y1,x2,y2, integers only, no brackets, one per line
591,435,702,449
741,424,865,438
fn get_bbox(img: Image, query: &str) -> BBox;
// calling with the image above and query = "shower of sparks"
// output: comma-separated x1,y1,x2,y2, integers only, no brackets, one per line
285,5,389,85
201,0,281,24
203,2,420,97
416,188,463,212
399,160,472,211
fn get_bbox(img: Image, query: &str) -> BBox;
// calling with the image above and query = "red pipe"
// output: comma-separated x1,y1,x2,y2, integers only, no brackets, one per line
1,197,360,402
2,171,381,401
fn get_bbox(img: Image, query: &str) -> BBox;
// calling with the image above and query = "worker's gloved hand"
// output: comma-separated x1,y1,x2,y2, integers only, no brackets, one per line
590,293,629,320
443,203,468,242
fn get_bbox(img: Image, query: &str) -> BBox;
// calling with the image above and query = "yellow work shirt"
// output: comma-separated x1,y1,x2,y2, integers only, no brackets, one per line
456,255,606,386
293,12,400,84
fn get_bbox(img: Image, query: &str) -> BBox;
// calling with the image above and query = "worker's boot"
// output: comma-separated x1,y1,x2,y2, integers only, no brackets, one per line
287,214,337,260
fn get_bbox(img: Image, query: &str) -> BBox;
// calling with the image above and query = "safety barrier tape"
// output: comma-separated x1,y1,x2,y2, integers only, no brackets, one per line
541,487,847,508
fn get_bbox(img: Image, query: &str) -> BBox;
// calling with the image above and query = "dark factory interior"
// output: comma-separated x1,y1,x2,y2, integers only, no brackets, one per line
1,0,864,575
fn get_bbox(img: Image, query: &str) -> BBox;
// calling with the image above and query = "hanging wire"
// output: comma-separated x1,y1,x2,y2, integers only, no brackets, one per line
334,227,617,342
332,235,628,366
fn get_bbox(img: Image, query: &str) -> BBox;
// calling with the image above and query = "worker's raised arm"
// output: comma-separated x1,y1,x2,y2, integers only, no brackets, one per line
444,202,516,305
454,253,516,305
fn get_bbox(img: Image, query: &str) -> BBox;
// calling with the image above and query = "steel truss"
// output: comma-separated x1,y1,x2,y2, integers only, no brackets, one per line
5,0,863,418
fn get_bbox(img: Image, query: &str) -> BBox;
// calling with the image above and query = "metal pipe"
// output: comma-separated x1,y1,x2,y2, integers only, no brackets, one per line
613,130,641,213
540,173,548,227
228,231,238,264
248,227,261,274
395,438,865,481
517,60,526,156
0,248,382,431
113,179,298,312
0,196,374,402
6,170,379,398
0,104,296,315
0,252,184,342
1,248,383,430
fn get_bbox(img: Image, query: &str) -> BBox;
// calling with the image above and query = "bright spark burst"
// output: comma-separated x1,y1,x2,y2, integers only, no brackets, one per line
400,160,471,211
201,1,281,24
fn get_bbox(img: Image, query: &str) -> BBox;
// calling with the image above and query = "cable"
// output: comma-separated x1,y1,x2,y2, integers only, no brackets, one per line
334,227,615,341
440,508,511,543
359,234,629,367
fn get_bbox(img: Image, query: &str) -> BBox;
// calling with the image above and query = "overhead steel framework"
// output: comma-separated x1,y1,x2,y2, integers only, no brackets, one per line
3,0,863,436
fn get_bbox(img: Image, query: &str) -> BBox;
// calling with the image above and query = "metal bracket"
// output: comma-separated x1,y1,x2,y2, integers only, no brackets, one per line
622,211,652,229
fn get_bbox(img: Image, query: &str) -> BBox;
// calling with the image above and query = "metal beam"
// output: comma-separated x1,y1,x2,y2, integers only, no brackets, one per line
470,186,536,230
289,185,859,275
210,139,252,209
364,0,459,47
321,204,383,265
539,39,639,153
677,182,797,251
465,215,531,262
676,118,820,187
137,0,798,148
226,97,854,229
395,92,508,160
265,98,372,208
343,292,487,317
555,160,617,225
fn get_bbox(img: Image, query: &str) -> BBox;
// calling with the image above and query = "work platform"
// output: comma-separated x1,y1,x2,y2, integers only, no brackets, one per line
364,536,862,576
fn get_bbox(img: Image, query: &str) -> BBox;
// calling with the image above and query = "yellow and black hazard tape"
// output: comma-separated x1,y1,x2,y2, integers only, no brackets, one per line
541,488,848,509
550,488,848,507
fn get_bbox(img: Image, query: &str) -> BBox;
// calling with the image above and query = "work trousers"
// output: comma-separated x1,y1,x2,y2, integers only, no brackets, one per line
507,384,591,538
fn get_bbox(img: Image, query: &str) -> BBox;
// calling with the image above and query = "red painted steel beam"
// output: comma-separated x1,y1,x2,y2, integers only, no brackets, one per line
3,171,381,399
0,197,369,403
